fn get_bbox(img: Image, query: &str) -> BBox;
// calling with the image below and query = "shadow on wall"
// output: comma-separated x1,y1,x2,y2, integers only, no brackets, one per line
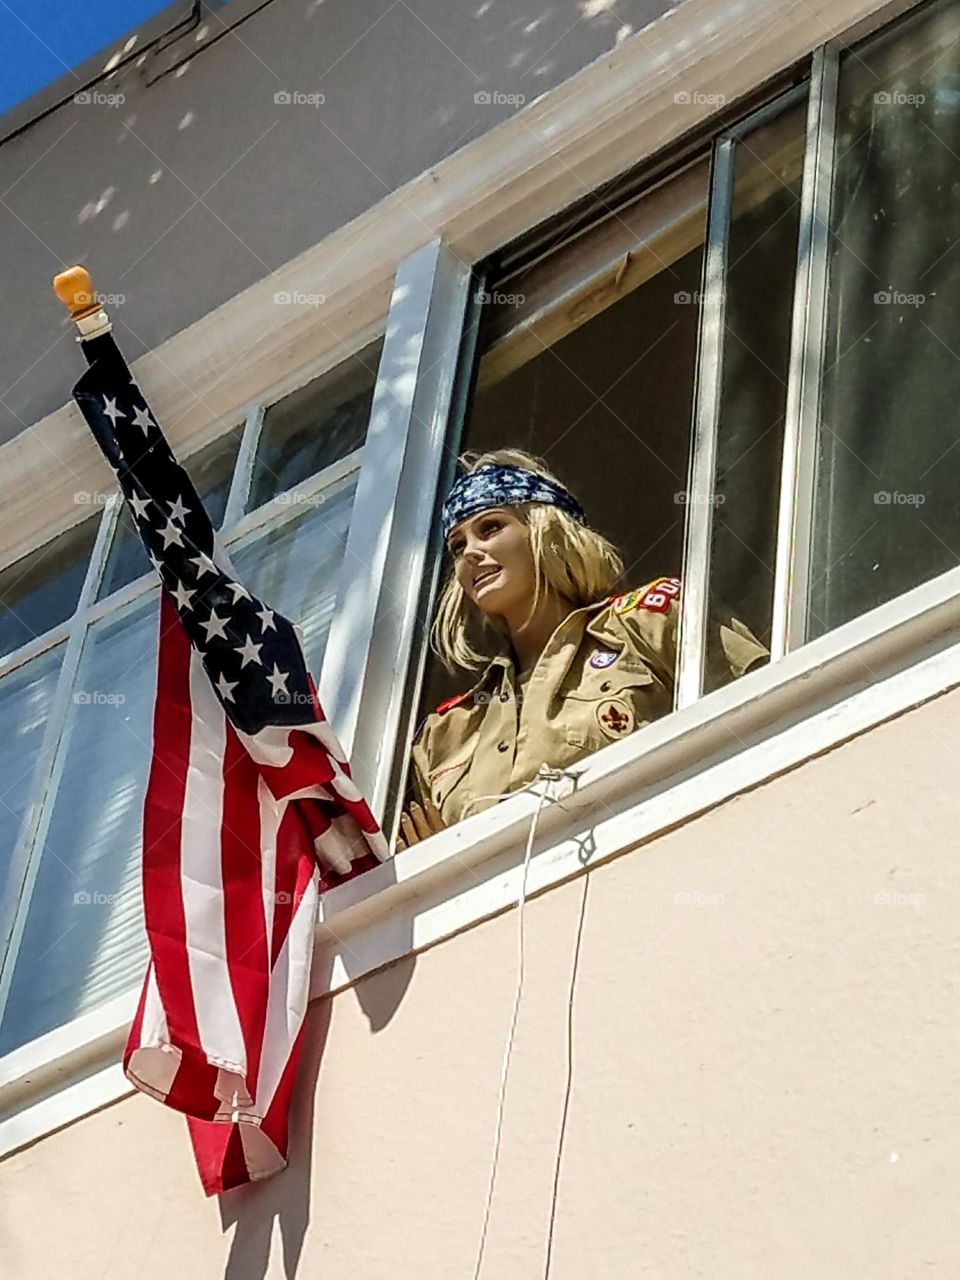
217,954,417,1280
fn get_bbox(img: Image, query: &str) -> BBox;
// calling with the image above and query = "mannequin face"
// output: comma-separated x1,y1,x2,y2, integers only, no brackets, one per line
447,506,536,619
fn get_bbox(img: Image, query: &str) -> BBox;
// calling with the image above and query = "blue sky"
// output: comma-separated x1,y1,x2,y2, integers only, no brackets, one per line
0,1,179,116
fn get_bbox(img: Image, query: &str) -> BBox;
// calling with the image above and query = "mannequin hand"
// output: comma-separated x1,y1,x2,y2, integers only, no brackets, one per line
395,797,446,850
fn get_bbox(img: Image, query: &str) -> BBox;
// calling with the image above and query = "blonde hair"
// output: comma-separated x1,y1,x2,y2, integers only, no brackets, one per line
431,447,624,673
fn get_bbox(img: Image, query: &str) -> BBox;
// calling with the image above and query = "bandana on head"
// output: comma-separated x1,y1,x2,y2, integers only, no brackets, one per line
441,463,587,540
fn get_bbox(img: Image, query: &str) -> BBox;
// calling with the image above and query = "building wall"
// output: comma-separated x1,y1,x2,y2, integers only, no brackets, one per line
0,0,670,447
3,684,958,1278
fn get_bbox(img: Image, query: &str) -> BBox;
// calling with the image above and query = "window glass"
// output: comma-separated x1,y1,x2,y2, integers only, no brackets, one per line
248,339,382,510
0,517,99,659
0,646,64,907
705,99,805,689
810,0,960,636
97,423,244,600
0,596,156,1055
229,470,358,678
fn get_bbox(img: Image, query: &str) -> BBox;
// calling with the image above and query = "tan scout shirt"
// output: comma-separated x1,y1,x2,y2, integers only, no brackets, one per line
409,577,768,828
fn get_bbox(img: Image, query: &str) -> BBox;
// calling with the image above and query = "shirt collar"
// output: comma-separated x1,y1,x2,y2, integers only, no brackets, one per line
464,596,620,695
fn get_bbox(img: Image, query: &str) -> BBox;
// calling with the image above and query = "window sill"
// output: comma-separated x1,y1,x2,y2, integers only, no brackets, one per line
4,563,960,1162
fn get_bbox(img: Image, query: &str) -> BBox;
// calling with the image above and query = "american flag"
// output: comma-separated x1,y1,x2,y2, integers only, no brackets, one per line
71,330,388,1195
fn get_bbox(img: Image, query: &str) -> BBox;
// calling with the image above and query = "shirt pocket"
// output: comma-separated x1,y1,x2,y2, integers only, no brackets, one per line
562,667,659,751
426,745,476,818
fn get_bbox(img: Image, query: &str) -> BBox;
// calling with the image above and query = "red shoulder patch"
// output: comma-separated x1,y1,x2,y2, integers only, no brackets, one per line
437,691,470,715
613,577,681,617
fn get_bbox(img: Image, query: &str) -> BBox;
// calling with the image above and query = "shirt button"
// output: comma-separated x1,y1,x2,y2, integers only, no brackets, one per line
600,681,611,692
500,692,509,702
497,740,510,752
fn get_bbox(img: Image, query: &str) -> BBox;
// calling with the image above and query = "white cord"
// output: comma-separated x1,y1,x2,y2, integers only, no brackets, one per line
463,765,578,1280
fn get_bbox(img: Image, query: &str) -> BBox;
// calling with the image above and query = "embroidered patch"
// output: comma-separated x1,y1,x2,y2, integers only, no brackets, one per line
612,589,643,616
589,648,619,670
614,577,681,617
596,697,634,738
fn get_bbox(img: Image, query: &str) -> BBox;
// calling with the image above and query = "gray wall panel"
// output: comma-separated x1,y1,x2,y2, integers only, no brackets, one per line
0,0,673,445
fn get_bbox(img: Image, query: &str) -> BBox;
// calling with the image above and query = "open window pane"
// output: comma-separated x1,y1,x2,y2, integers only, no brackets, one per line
248,339,382,510
0,596,157,1055
0,517,99,659
97,424,244,601
395,162,772,839
810,0,960,636
704,99,805,689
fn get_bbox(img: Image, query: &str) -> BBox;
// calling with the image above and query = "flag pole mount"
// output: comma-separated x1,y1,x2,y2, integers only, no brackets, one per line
53,265,113,340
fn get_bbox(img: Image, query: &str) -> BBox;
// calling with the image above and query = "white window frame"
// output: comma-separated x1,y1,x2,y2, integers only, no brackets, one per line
0,0,936,1162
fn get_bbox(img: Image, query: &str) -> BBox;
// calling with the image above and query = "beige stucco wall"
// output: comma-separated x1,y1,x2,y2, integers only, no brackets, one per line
4,686,960,1279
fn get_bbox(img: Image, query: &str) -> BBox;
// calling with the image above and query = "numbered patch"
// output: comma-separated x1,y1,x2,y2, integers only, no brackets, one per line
613,577,681,617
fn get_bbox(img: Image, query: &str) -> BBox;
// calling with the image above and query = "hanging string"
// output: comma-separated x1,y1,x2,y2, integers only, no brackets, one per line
461,764,579,1280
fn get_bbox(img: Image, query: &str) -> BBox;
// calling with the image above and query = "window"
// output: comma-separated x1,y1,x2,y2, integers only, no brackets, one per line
414,157,713,728
389,0,960,843
0,341,381,1057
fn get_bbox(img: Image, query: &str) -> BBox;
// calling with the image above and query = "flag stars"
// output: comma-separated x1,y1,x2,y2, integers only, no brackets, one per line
129,492,151,523
235,634,263,669
266,664,290,700
102,396,126,427
159,518,184,549
171,581,195,613
130,404,154,435
256,606,276,633
215,672,238,703
190,551,216,578
168,494,190,524
200,608,229,643
227,581,251,604
148,551,164,577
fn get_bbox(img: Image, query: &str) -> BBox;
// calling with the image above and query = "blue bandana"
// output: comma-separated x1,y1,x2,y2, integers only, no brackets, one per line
441,464,586,540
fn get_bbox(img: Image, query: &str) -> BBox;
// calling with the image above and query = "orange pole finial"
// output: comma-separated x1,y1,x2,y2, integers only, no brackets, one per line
53,265,102,320
53,265,113,339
